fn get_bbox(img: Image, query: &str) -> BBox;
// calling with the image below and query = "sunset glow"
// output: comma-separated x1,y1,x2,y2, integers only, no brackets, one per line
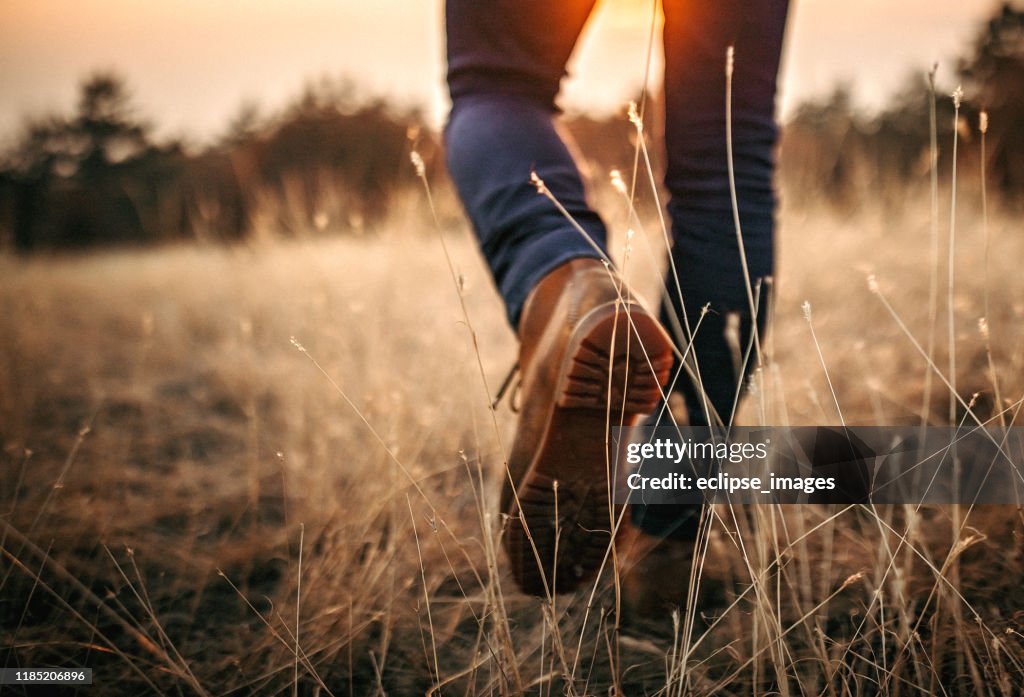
0,0,996,142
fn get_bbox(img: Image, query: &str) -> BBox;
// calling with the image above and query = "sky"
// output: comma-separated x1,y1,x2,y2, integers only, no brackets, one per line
0,0,1000,145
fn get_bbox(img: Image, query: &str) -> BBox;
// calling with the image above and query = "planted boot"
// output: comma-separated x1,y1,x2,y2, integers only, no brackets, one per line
502,258,673,595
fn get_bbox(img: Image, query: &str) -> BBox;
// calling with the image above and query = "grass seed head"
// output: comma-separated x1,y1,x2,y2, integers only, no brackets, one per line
410,151,426,178
529,170,548,195
610,168,626,195
627,101,642,131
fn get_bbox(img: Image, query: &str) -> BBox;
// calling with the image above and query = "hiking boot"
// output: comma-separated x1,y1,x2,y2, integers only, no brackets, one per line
620,528,696,627
502,258,674,595
618,525,730,642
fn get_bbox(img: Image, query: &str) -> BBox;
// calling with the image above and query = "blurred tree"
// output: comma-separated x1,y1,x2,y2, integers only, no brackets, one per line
780,85,866,208
0,72,433,250
868,70,957,196
3,72,169,250
960,2,1024,195
776,3,1024,210
8,72,151,179
256,85,421,232
74,73,151,173
222,101,264,147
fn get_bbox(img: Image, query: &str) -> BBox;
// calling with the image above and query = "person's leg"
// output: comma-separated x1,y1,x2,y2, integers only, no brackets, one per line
662,0,789,427
444,0,604,328
631,0,790,541
445,1,675,596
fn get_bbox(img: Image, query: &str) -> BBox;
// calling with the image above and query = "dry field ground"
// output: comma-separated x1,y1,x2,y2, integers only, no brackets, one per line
1,188,1023,694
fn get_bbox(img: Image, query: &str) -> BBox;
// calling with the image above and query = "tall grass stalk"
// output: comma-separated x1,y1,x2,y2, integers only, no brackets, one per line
922,64,940,427
802,301,846,426
294,523,303,697
978,111,1005,427
408,495,442,685
948,86,963,427
946,86,965,678
620,0,719,433
626,103,689,339
725,46,764,385
616,0,715,434
411,150,530,691
609,168,713,431
529,171,677,397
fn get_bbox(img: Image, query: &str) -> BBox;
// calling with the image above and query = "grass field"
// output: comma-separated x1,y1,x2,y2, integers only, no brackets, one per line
2,188,1023,694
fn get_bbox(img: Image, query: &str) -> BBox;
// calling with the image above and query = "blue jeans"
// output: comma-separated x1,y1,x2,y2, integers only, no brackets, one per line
445,0,789,539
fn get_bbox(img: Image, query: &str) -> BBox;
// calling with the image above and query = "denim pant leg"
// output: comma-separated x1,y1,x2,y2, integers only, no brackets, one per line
662,0,788,427
444,0,606,329
632,0,789,539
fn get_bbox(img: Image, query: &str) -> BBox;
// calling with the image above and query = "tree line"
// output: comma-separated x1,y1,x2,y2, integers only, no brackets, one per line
0,76,439,252
0,3,1020,252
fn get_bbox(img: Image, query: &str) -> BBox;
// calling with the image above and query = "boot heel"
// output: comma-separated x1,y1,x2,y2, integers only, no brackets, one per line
557,304,673,413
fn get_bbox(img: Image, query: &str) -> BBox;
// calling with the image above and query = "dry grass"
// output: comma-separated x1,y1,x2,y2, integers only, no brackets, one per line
1,191,1023,694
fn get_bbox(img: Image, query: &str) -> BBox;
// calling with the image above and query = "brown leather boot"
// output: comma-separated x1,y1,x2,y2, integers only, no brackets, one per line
619,527,696,624
618,524,729,641
502,258,673,595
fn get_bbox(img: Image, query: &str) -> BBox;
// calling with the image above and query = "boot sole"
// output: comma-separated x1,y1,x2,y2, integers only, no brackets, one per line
505,302,673,595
